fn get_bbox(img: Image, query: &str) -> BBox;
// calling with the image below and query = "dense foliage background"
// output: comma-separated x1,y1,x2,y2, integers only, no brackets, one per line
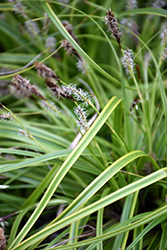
1,0,167,249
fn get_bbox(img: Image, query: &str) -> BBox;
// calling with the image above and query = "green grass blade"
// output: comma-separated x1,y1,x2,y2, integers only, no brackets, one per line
11,165,167,249
159,221,167,250
113,192,139,250
126,214,167,250
8,96,121,249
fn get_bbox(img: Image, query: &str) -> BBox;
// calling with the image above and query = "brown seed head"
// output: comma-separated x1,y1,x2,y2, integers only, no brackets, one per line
0,227,6,250
62,20,79,43
61,40,82,60
34,61,59,81
45,80,74,100
11,75,45,100
104,8,121,49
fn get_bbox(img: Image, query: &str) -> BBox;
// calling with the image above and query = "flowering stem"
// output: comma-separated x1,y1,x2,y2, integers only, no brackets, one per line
59,79,99,114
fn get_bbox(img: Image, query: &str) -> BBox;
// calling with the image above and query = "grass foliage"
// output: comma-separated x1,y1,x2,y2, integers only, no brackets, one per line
1,0,167,249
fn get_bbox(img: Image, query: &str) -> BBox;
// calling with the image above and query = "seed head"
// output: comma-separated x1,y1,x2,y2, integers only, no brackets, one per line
0,112,14,122
11,74,45,99
45,80,73,100
45,36,56,52
162,47,167,61
0,227,6,250
121,48,135,75
62,84,93,106
43,12,50,34
25,19,40,38
9,0,27,18
104,8,121,49
160,23,167,46
74,105,89,132
61,40,88,73
18,129,29,139
126,0,138,10
34,62,59,81
152,0,166,8
76,59,89,74
62,20,78,43
61,40,82,60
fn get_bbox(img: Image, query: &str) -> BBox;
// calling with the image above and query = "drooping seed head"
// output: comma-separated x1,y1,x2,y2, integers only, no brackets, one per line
11,74,45,99
34,62,59,81
61,40,82,60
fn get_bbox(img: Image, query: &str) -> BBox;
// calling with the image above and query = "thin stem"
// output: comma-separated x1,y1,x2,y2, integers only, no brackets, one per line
0,103,47,153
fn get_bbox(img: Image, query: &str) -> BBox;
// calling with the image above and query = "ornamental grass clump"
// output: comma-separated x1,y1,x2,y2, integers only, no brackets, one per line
0,1,167,250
